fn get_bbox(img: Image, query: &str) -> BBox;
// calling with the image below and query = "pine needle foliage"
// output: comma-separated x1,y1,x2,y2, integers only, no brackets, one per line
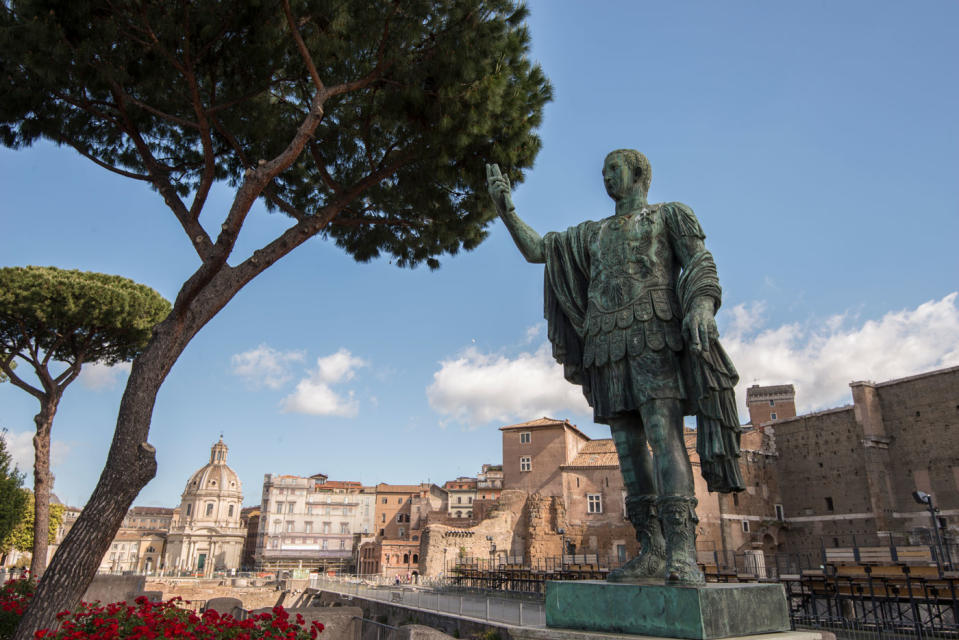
0,0,552,269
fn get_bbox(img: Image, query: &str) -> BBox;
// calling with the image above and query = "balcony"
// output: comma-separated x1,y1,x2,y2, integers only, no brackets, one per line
260,549,351,559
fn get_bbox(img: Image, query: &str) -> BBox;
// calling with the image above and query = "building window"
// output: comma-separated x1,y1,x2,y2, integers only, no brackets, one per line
769,400,775,407
379,529,385,536
382,498,387,504
520,456,531,472
305,521,313,533
825,497,834,512
456,511,462,518
456,497,462,504
286,521,294,532
321,539,328,550
341,522,349,534
275,502,282,513
520,432,531,444
205,503,214,517
770,412,777,420
288,502,295,513
587,494,602,514
323,522,331,534
340,539,346,550
467,511,473,518
398,527,405,537
617,544,627,562
775,504,785,521
742,520,750,533
381,513,386,523
273,519,282,533
228,504,234,518
186,504,192,516
468,497,473,504
732,493,739,507
398,498,403,503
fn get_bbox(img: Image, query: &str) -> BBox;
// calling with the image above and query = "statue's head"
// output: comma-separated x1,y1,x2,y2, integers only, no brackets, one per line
603,149,651,201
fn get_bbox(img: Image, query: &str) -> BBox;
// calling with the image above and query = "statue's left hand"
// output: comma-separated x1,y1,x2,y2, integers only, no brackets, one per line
683,298,718,356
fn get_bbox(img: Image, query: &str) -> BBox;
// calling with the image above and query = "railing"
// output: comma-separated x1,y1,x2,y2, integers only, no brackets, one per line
309,575,546,628
785,571,959,638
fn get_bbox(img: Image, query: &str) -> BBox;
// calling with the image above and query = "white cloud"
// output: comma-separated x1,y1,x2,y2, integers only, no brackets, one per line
524,324,544,344
427,343,590,428
2,429,71,478
428,294,959,428
281,349,367,417
79,361,131,391
230,344,304,389
723,293,959,414
313,349,367,384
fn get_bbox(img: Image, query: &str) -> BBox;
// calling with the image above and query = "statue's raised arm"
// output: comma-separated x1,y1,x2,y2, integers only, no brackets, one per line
485,163,545,263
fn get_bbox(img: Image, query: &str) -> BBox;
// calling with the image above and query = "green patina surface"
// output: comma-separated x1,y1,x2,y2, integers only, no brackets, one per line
545,580,790,639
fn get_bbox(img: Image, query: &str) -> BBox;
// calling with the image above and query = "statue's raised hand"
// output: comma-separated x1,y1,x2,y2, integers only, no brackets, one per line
486,163,513,214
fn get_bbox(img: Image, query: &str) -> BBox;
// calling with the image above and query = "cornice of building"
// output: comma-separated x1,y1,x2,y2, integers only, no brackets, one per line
499,416,589,440
869,363,959,389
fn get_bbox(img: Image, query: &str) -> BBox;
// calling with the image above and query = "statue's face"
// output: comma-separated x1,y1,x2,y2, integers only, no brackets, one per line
602,153,633,201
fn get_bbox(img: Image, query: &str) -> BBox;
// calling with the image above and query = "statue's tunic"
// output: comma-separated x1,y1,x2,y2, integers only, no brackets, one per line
543,202,745,493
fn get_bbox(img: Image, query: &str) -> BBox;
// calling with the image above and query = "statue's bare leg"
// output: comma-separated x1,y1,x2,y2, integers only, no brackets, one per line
641,398,704,584
607,413,667,581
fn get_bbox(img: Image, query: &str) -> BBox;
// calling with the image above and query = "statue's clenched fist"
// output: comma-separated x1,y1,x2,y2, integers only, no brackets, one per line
486,163,513,214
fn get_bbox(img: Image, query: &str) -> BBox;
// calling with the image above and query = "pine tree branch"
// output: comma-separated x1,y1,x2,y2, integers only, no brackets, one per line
0,357,43,402
210,90,325,266
263,188,309,223
107,83,213,261
234,149,415,284
308,141,343,194
183,39,217,221
120,94,199,130
282,0,326,95
59,140,152,182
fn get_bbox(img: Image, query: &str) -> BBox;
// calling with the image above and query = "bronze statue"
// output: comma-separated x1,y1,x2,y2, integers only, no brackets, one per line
486,150,743,584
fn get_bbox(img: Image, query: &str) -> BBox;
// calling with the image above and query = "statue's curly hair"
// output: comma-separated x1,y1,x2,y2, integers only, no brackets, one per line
606,149,651,195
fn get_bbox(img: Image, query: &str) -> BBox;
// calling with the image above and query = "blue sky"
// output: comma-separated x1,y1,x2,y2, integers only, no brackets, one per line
1,1,957,508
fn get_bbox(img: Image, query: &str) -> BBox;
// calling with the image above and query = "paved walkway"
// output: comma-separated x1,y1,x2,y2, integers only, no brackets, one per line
309,578,546,628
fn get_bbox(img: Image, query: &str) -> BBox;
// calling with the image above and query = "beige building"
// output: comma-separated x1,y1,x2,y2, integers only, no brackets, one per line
254,473,373,572
444,477,477,519
164,438,245,574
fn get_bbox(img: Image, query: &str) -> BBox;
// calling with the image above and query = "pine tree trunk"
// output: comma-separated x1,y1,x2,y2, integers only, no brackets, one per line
29,395,59,579
11,269,248,640
11,315,197,639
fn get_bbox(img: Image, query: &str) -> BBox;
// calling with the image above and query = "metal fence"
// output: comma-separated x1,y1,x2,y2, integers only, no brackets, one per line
310,576,545,627
785,573,959,639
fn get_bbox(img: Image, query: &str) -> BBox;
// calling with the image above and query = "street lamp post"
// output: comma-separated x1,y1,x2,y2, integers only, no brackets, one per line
913,490,953,573
557,528,566,570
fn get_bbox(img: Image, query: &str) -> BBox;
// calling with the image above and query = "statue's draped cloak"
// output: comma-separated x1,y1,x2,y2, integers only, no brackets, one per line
543,204,745,493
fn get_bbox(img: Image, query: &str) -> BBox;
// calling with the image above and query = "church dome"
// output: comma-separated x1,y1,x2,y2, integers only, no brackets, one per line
183,438,242,498
176,438,243,529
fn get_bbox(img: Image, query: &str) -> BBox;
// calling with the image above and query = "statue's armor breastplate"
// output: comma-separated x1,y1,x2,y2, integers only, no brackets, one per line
582,207,684,368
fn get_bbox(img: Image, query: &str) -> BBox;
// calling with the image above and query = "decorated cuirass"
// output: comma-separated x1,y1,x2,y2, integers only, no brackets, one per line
581,205,684,368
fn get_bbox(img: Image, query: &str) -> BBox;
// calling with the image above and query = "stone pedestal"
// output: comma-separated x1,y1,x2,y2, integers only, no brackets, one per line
545,581,790,639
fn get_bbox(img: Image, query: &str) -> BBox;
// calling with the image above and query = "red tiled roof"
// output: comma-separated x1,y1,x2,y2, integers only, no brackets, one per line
375,484,422,493
564,439,619,468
